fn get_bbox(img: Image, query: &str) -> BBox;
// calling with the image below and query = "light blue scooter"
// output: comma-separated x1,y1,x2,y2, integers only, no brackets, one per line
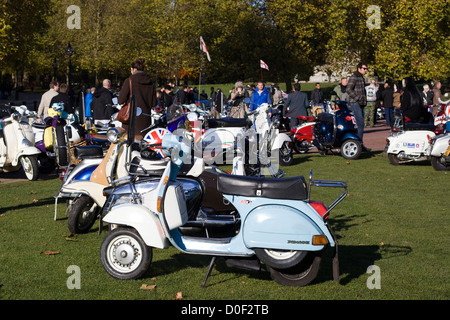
100,132,348,287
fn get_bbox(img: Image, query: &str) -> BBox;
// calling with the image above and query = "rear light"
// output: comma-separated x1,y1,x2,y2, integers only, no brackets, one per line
59,170,66,180
310,201,328,220
427,134,434,145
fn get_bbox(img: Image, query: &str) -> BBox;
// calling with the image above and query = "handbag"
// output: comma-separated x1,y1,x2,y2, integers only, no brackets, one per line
117,78,132,124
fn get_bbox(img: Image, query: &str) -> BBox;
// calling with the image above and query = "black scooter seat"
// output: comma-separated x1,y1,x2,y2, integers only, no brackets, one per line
317,113,334,123
73,145,104,159
405,122,435,131
207,117,251,129
217,174,307,200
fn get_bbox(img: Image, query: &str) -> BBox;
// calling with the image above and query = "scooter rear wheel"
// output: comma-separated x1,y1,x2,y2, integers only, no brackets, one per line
100,227,152,280
254,248,307,269
266,252,322,287
431,156,450,171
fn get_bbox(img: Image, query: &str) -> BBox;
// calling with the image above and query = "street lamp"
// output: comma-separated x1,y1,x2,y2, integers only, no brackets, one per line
66,42,74,88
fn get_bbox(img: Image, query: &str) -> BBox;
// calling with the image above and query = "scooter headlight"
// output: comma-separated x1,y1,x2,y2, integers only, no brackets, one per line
107,128,120,143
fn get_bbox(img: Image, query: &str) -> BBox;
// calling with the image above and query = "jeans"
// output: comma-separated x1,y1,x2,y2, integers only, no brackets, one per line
349,102,364,140
385,108,393,127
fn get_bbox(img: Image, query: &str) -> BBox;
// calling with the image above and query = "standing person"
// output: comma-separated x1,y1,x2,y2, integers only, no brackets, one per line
37,80,59,122
364,79,378,127
249,81,271,112
421,84,434,106
381,81,394,128
331,77,348,109
401,77,425,122
118,58,157,137
92,79,114,125
229,81,248,118
432,81,442,105
49,83,74,114
346,62,369,151
162,85,174,110
272,85,284,104
310,83,324,115
283,83,309,130
84,87,95,117
213,88,226,113
432,81,442,116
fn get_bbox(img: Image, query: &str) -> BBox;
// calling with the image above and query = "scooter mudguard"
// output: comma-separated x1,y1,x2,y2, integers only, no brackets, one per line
102,204,169,249
12,146,42,166
241,202,334,252
271,133,291,150
59,181,108,206
431,133,450,157
340,132,361,143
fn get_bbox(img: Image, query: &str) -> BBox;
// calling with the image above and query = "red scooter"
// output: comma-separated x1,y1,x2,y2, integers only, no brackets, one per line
290,115,316,153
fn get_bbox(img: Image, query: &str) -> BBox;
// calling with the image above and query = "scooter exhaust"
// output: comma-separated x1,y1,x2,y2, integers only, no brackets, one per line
225,257,264,272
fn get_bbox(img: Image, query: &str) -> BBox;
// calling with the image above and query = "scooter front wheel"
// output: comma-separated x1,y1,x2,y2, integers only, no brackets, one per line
20,155,39,181
67,195,99,234
100,227,152,280
266,252,322,287
340,139,362,160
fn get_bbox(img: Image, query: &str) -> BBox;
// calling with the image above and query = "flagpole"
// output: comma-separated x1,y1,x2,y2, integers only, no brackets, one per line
199,50,203,104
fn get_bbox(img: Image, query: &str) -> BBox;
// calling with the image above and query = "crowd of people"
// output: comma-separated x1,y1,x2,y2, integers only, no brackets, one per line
31,58,448,149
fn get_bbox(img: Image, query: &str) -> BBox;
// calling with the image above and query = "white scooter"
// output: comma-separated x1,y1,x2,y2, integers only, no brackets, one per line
429,103,450,171
385,110,439,165
200,101,293,167
0,104,41,180
100,131,347,287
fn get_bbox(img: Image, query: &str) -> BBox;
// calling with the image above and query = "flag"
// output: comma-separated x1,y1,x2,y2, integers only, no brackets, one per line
260,60,269,71
200,36,211,62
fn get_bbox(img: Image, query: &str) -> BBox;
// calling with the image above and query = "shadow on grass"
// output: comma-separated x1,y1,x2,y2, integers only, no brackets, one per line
0,197,55,215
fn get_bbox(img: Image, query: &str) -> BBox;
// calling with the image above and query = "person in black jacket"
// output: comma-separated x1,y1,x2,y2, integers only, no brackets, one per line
49,83,73,114
381,81,394,128
92,79,114,124
401,77,425,122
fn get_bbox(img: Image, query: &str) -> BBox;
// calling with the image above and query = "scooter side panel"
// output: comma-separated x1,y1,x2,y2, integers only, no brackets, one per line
60,181,107,206
431,133,450,157
271,132,291,150
387,131,435,155
241,202,332,251
103,204,169,249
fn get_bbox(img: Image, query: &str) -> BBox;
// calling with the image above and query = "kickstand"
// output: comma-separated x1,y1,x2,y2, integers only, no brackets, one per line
201,256,216,288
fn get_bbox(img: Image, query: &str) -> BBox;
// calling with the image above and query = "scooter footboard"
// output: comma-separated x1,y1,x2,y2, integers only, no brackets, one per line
243,204,334,251
102,204,169,249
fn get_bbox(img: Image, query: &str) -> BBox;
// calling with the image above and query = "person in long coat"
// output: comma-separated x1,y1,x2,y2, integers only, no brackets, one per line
118,58,157,137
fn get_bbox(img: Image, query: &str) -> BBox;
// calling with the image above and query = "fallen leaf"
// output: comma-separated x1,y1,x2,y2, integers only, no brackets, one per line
175,291,183,300
140,284,156,291
41,250,60,255
32,199,38,203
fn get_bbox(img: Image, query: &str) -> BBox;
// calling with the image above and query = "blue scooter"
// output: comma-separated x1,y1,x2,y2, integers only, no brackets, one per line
313,100,362,160
100,132,348,287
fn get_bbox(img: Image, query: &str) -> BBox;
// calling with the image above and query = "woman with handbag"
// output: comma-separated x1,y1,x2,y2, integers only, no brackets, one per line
118,58,157,137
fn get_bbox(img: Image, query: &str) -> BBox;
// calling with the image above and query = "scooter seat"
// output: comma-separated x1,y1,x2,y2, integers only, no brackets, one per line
207,117,251,129
73,145,104,159
317,113,334,123
217,174,307,200
405,122,435,131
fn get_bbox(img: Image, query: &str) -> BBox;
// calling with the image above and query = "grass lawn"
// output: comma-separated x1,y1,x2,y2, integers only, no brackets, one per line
0,150,448,302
